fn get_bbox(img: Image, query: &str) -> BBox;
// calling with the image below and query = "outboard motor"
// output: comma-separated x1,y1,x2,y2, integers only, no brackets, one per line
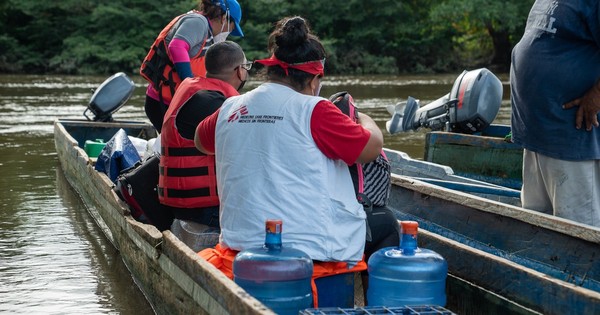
84,72,135,122
386,68,502,134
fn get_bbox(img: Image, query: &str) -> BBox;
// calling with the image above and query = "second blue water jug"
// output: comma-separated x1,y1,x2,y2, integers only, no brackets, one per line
367,221,447,307
233,219,313,315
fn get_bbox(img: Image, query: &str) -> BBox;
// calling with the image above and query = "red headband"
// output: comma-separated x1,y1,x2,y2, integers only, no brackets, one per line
255,54,325,77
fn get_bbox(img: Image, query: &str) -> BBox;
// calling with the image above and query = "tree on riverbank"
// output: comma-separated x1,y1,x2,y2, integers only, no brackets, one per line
0,0,534,75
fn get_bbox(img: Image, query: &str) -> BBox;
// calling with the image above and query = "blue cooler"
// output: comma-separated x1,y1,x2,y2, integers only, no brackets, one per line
315,273,354,308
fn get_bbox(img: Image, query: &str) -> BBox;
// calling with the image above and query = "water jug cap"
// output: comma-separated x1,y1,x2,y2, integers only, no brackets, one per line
401,221,418,235
266,219,282,234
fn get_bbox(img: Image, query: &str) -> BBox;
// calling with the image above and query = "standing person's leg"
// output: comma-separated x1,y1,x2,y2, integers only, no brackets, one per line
523,149,600,227
539,154,600,227
521,149,553,215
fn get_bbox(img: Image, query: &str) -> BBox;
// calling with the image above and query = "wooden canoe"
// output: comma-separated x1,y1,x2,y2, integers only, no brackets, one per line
54,119,274,315
54,118,600,315
423,124,523,190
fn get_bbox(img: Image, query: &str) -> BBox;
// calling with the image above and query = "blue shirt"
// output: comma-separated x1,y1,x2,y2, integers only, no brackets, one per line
510,0,600,160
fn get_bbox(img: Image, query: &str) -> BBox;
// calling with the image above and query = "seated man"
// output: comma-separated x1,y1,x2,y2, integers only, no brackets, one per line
158,41,250,248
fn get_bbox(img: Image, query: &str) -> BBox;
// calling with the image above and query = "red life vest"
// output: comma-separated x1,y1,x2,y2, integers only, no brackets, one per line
140,10,209,105
158,77,239,208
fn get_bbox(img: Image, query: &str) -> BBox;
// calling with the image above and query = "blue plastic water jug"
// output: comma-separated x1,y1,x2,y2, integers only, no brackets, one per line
233,219,313,315
367,221,447,307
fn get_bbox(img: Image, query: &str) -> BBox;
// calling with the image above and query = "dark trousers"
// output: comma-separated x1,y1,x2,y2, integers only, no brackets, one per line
364,205,400,260
144,95,169,133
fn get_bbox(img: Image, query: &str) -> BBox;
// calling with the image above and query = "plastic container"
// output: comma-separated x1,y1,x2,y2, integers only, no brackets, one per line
170,219,220,252
127,136,148,159
233,219,313,315
367,221,447,307
84,139,106,158
315,273,354,308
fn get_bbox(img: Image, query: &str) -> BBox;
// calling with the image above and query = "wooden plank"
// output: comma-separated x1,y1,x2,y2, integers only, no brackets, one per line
390,175,600,243
424,128,523,189
384,148,521,206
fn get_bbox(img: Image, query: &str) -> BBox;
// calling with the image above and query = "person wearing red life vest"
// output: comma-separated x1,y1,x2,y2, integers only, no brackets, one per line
140,0,244,132
159,41,250,228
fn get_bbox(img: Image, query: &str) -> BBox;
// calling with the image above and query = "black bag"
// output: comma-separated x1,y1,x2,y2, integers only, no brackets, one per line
329,91,391,207
115,155,175,231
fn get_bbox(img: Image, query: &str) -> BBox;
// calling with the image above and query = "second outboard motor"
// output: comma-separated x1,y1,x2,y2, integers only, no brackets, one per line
84,72,135,122
386,68,503,134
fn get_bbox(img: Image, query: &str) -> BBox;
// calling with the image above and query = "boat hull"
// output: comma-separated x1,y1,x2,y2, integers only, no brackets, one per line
388,174,600,315
54,119,600,315
54,119,273,315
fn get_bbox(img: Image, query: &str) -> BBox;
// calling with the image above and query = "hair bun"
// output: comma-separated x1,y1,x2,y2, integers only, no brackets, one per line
275,16,309,49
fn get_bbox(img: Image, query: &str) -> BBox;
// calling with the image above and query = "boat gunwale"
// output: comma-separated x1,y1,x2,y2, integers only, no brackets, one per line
390,174,600,244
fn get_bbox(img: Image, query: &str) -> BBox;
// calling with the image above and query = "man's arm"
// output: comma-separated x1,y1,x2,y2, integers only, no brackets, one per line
194,108,219,155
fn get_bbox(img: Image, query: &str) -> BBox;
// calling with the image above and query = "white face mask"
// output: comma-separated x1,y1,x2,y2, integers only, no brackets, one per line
314,82,322,96
213,31,230,43
213,11,231,43
312,75,322,96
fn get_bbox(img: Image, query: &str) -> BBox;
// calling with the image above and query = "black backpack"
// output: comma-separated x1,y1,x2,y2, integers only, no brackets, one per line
329,91,391,207
114,155,175,231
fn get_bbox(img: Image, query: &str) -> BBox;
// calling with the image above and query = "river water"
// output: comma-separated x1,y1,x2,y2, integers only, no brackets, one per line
0,73,511,314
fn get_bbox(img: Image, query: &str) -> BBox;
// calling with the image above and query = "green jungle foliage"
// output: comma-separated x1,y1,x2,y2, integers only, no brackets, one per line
0,0,534,75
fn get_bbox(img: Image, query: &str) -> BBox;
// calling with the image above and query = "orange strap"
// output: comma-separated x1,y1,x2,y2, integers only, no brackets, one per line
198,245,367,307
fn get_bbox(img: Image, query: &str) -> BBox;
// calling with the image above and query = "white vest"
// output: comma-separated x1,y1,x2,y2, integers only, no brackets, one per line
215,83,366,263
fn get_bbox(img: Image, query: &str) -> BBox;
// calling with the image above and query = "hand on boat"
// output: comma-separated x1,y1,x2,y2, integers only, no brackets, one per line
563,80,600,131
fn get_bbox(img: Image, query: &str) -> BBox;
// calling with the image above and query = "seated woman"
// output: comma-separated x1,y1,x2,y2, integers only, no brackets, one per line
194,16,386,305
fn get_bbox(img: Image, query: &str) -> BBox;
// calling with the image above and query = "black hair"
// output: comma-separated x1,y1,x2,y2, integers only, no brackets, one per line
200,0,225,20
266,16,326,90
205,41,245,75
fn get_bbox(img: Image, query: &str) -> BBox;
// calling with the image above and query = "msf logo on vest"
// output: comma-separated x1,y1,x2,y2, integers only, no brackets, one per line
228,105,248,123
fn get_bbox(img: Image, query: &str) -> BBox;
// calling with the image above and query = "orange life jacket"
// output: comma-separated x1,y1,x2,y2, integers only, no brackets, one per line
140,10,209,105
198,244,367,307
158,77,239,208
